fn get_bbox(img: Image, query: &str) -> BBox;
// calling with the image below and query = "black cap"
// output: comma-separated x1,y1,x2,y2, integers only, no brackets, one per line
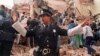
42,9,53,16
39,13,51,18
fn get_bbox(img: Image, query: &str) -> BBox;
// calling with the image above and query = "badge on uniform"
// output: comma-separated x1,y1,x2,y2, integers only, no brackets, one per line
53,29,56,33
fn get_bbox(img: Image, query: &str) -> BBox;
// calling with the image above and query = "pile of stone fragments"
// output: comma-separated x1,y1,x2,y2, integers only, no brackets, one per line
60,44,100,56
60,44,91,56
11,44,100,56
12,44,33,56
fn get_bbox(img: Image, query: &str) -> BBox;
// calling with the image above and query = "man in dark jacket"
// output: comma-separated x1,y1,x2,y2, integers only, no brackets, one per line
0,10,18,56
27,18,40,48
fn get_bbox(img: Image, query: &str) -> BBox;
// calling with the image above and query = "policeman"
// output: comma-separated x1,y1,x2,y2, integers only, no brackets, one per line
0,10,18,56
25,12,89,56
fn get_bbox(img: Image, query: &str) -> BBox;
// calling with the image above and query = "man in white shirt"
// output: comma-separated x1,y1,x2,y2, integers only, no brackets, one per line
82,17,96,55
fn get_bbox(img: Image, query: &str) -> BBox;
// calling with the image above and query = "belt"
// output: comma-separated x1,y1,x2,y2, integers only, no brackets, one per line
39,48,54,55
42,48,51,55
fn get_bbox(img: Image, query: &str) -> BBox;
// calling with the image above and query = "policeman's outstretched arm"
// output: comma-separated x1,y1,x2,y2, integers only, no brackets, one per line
68,18,89,36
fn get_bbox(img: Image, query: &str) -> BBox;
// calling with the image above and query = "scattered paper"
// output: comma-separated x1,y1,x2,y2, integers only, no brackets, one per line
12,21,27,37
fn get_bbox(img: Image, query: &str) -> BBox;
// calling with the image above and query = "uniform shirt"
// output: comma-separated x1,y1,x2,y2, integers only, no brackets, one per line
26,23,83,49
26,23,67,49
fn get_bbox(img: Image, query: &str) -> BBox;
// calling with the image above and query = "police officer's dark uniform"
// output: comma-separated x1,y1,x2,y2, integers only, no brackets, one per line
26,14,68,56
0,18,17,56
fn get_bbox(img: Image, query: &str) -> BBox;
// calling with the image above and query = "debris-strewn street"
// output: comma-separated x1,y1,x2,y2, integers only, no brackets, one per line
0,0,100,56
11,37,100,56
11,44,100,56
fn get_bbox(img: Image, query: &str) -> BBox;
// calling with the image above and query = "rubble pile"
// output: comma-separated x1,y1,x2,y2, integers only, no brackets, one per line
60,45,91,56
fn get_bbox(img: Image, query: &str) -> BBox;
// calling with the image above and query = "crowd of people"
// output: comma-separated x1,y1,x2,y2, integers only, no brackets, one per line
0,4,100,56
